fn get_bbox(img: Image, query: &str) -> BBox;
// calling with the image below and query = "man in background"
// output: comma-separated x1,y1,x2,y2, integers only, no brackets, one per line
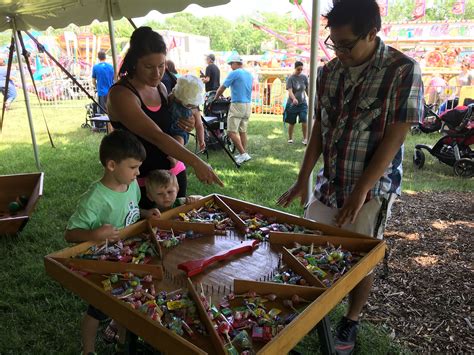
92,50,114,114
214,54,253,165
202,54,220,93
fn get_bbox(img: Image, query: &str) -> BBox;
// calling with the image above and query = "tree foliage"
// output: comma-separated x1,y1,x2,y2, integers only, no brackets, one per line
0,1,471,52
385,0,473,22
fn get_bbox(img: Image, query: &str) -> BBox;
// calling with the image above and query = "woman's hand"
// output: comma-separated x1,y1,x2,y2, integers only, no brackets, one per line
177,110,197,133
277,180,308,208
192,159,224,187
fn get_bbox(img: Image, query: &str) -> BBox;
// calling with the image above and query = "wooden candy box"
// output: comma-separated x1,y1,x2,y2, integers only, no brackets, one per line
269,232,386,289
45,221,223,354
45,194,386,354
0,172,44,235
213,279,326,355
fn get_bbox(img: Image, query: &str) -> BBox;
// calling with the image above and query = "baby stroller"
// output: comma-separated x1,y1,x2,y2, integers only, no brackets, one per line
413,104,474,178
82,100,109,133
201,91,235,154
411,103,443,135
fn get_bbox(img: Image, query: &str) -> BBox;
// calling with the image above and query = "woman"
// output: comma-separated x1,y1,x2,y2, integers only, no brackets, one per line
283,61,309,145
107,27,222,207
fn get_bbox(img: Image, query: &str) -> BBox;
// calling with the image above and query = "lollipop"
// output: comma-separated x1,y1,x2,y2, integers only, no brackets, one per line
218,321,232,343
291,294,310,305
265,293,277,301
283,299,299,313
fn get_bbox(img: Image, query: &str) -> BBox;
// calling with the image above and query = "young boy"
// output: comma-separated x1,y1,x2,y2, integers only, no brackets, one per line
65,130,159,354
145,169,202,212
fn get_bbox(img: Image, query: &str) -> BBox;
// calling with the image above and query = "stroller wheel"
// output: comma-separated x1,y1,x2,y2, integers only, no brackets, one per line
453,158,474,178
224,135,236,154
413,149,425,169
410,125,422,135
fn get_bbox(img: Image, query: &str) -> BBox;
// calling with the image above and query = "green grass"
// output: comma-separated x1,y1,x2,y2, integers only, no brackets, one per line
1,99,470,354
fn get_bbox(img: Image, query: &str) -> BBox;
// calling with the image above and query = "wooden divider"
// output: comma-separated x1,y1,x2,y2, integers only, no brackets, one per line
217,194,373,239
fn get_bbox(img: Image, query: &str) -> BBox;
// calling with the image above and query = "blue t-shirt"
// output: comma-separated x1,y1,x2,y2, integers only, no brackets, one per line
223,68,253,103
92,62,114,97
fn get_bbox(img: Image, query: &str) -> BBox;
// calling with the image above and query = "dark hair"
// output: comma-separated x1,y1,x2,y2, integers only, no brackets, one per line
294,61,304,68
119,27,167,77
207,54,215,62
145,169,178,192
166,60,177,74
98,50,106,61
99,130,146,166
324,0,381,37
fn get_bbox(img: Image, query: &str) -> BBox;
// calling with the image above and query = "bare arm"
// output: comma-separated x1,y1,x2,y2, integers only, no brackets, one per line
214,85,226,99
194,110,206,151
108,85,223,186
277,119,323,207
65,224,120,243
334,122,412,226
288,88,298,105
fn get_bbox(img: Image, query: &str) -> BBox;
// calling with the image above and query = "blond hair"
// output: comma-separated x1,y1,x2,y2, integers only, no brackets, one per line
145,170,178,192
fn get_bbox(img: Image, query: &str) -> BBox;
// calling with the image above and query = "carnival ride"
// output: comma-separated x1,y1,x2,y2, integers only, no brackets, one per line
248,0,332,114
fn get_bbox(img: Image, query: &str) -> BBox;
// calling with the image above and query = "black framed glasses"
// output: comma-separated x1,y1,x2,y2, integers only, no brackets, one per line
324,35,363,54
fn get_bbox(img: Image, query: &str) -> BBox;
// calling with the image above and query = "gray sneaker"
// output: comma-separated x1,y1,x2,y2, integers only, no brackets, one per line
335,317,358,355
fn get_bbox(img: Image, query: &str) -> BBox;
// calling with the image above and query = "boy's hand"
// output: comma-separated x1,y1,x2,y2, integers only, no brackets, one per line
186,195,203,204
95,224,120,241
142,208,161,220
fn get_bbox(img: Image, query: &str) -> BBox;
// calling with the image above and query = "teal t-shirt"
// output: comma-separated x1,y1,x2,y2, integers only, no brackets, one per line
67,180,141,230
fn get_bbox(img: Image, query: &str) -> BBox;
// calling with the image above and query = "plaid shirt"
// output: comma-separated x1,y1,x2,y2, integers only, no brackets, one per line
314,38,424,208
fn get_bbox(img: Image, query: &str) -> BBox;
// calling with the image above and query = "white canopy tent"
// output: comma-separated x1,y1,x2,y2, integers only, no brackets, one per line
0,0,321,182
0,0,232,169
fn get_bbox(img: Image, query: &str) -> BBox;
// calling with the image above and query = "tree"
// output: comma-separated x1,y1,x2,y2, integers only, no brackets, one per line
385,0,473,22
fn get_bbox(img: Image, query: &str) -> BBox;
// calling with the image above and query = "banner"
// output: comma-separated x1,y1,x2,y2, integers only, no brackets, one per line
413,0,426,20
377,0,388,17
452,0,465,15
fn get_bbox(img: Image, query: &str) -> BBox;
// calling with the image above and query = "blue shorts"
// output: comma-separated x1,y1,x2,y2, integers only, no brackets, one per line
284,102,308,124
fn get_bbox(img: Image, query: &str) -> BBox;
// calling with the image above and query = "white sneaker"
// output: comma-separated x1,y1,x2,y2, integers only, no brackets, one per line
236,153,252,164
302,139,308,145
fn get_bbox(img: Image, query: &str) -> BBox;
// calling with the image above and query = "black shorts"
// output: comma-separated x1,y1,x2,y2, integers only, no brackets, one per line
87,304,109,321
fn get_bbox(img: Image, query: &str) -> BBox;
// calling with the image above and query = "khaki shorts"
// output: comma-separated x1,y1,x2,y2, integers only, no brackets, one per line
304,194,396,239
227,102,251,133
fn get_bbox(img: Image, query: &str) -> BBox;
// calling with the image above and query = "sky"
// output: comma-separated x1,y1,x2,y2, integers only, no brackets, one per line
136,0,332,24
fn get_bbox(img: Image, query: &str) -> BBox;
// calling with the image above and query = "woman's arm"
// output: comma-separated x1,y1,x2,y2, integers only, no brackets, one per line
108,85,222,186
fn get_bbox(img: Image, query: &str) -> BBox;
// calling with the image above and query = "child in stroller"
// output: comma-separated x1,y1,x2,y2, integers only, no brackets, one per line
413,104,474,177
201,90,234,153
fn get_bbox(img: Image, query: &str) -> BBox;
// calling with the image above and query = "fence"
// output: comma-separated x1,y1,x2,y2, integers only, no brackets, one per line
13,77,474,115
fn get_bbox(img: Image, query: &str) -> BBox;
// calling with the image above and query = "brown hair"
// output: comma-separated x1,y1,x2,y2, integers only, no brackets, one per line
145,170,178,192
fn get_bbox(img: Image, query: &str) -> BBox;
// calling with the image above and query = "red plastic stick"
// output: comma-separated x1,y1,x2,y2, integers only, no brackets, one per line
177,240,260,277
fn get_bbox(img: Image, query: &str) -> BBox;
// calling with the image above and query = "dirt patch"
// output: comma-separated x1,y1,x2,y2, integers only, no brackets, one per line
367,191,474,353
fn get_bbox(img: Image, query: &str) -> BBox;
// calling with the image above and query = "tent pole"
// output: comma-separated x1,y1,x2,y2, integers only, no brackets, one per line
11,18,41,170
306,0,321,201
106,0,118,75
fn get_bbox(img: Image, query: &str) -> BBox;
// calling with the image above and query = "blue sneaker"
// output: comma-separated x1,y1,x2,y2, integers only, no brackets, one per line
335,317,359,355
